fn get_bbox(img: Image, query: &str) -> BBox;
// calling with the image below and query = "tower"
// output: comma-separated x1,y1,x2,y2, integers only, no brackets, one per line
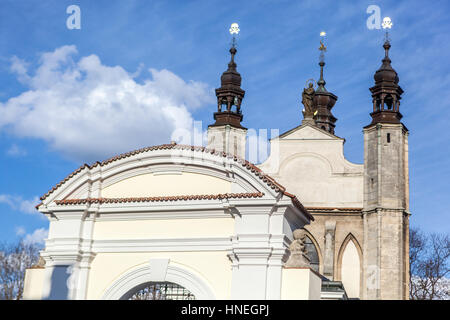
207,23,247,158
312,35,338,134
362,21,410,300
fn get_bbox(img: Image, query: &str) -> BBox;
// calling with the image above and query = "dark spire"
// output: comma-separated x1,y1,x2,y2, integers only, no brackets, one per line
312,38,338,134
368,39,403,126
220,47,242,88
210,45,246,129
316,61,327,92
374,40,399,84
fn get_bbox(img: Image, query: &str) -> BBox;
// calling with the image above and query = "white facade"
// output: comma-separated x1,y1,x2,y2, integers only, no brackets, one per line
258,122,364,209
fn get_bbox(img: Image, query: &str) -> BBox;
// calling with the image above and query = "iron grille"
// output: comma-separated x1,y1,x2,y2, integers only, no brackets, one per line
129,282,195,300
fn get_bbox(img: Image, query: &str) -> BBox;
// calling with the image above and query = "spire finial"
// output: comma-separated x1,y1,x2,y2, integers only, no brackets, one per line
229,23,240,48
381,17,393,65
317,31,327,90
228,23,240,69
309,30,338,134
382,17,393,43
319,31,327,63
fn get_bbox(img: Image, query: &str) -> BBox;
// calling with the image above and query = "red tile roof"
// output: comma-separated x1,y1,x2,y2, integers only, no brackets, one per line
37,143,313,220
54,192,265,205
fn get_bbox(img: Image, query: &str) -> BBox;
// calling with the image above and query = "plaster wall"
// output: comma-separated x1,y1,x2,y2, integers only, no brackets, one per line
23,268,45,300
92,217,235,240
258,124,364,208
87,251,232,299
281,268,321,300
102,172,233,198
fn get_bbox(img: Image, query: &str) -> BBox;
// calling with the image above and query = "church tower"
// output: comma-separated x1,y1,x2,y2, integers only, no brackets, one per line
207,24,247,158
362,32,410,299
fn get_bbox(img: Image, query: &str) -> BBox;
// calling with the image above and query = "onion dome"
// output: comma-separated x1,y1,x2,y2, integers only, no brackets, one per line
368,40,404,126
373,41,399,84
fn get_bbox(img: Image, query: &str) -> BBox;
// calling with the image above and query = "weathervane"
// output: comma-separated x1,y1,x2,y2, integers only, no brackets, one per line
382,17,393,43
319,31,327,63
229,22,240,48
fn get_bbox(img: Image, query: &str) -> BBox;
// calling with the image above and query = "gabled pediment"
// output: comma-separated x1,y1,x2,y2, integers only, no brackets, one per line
36,144,287,204
36,144,313,222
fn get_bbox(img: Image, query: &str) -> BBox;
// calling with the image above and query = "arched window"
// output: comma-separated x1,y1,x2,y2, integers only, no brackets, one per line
304,236,320,273
338,235,362,299
385,95,394,110
127,282,195,300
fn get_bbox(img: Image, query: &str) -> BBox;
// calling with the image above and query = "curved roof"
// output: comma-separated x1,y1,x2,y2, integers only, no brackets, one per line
37,143,312,220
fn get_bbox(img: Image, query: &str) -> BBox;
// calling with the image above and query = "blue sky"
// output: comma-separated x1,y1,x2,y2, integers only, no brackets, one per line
0,0,449,244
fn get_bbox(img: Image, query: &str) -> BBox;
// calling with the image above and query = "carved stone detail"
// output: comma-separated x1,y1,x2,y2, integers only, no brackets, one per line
285,229,311,268
323,221,336,277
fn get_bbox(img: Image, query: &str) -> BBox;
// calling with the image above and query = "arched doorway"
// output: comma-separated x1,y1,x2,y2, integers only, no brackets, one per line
123,281,195,300
101,260,216,300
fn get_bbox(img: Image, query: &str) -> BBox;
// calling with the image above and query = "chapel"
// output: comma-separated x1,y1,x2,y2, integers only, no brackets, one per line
23,31,410,300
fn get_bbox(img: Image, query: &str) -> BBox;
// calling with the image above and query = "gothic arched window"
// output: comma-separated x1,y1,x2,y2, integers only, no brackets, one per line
338,235,362,299
304,236,320,273
128,282,195,300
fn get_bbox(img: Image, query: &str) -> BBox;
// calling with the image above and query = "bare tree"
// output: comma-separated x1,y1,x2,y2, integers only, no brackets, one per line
0,241,40,300
410,227,450,300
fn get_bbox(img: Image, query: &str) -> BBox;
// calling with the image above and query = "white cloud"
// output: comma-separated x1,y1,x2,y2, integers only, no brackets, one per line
15,226,26,236
0,194,40,215
6,144,27,157
10,56,30,84
19,196,40,214
0,194,15,208
23,228,48,245
0,45,214,162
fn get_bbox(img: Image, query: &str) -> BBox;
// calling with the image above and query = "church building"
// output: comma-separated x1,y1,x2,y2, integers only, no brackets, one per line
23,29,410,300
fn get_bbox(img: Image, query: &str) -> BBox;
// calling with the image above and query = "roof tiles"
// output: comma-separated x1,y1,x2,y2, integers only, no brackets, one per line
37,143,313,220
54,192,265,205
